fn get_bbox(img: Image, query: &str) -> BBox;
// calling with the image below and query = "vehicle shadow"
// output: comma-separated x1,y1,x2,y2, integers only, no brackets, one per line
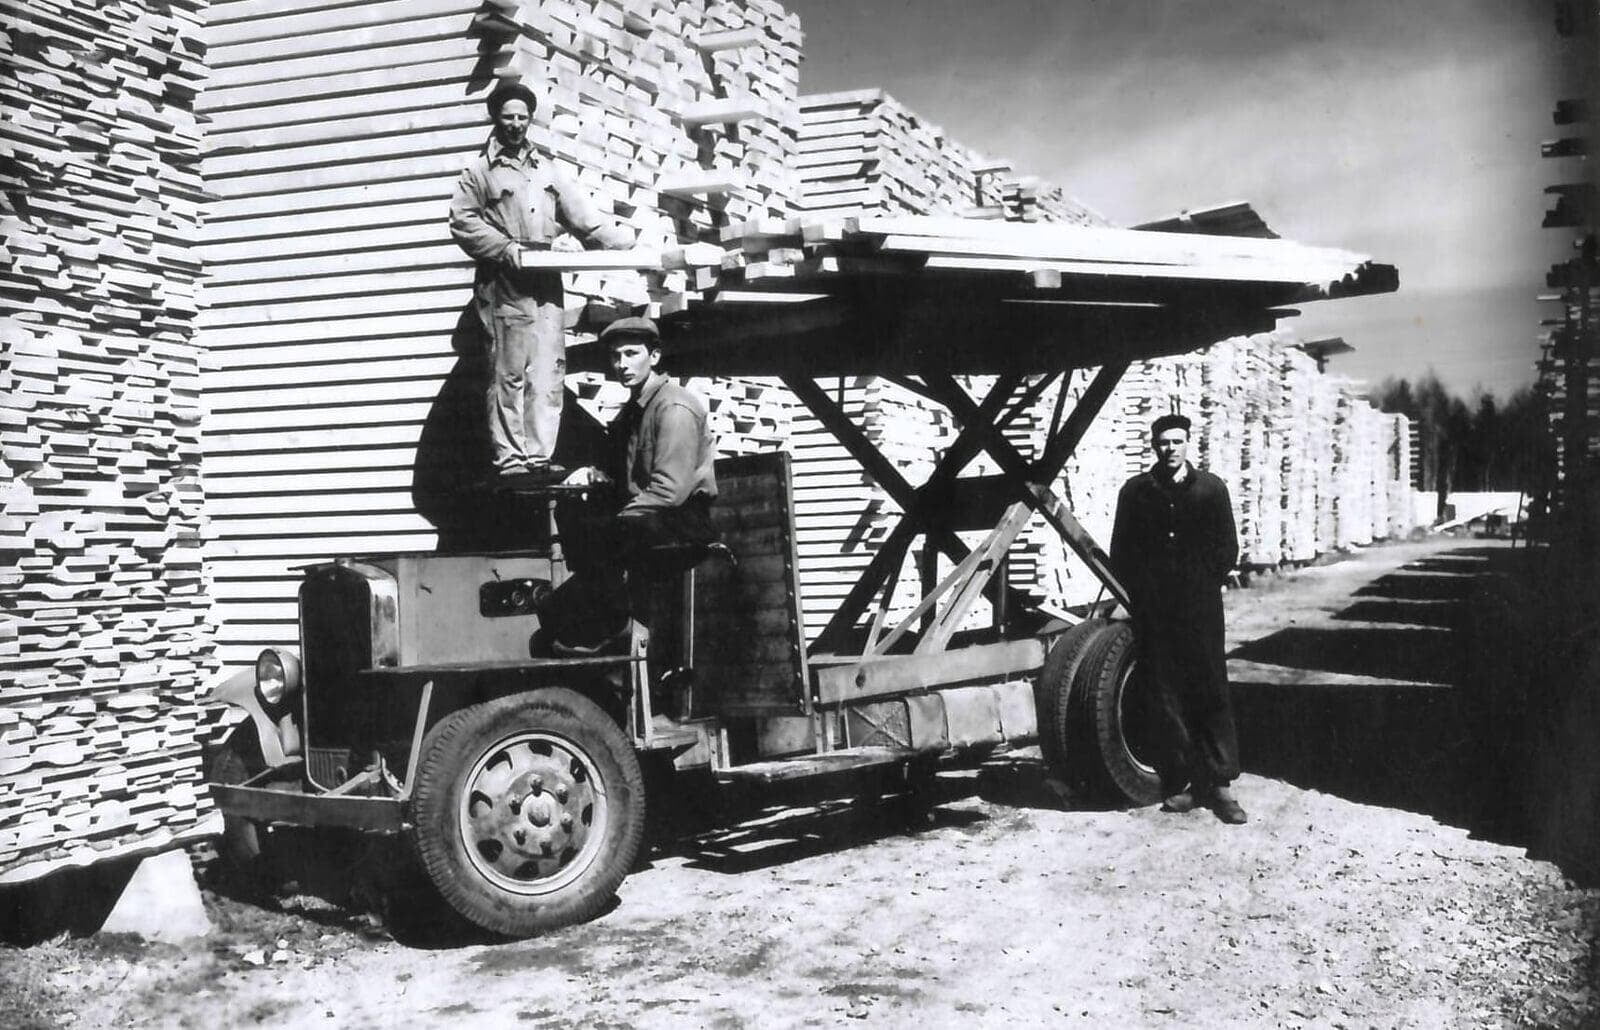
1227,545,1521,838
652,769,989,876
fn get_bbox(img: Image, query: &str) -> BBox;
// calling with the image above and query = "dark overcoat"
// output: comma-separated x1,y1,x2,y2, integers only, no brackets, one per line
1110,464,1239,728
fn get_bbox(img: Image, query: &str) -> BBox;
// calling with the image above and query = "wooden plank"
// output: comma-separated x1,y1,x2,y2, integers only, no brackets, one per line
206,0,480,49
695,27,765,52
812,637,1046,706
678,98,766,128
208,13,492,70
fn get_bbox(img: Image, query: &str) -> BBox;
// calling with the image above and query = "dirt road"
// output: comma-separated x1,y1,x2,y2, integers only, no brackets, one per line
6,538,1598,1029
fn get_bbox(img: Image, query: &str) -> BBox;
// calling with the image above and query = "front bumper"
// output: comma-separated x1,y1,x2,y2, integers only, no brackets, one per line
210,764,406,834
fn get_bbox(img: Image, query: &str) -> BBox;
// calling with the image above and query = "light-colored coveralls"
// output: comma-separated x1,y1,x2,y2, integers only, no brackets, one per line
449,139,631,472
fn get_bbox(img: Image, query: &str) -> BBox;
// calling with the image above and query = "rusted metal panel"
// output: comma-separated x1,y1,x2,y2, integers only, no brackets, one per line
904,694,948,750
940,686,1004,748
991,678,1039,742
846,699,911,749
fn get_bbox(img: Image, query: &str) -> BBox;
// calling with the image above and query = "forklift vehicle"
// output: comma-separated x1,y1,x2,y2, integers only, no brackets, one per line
206,215,1396,936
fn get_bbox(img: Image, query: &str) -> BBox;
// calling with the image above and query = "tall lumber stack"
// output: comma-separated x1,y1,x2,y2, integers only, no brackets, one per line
0,0,219,882
197,0,803,668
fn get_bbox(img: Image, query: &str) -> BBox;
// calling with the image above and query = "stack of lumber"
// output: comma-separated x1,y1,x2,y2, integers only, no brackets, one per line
198,0,803,668
1020,333,1416,609
0,0,219,882
1002,177,1105,226
1277,345,1323,562
787,376,958,640
1385,413,1414,537
794,90,1105,226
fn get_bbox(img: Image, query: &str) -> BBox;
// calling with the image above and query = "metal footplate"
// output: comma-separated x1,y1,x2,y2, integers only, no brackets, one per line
715,746,911,784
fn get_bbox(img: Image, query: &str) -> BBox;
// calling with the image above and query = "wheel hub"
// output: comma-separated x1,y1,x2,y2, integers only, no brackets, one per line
460,733,608,895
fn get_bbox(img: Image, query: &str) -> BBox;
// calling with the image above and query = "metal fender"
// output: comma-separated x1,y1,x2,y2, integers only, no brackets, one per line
203,665,295,768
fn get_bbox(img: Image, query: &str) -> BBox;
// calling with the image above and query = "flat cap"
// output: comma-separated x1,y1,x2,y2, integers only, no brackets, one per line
1150,412,1192,437
599,315,660,345
486,81,538,117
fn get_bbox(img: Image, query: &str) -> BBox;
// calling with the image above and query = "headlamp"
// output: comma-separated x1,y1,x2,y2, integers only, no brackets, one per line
255,648,301,706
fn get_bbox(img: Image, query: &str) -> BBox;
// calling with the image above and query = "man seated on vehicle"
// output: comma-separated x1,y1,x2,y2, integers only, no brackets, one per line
538,316,719,678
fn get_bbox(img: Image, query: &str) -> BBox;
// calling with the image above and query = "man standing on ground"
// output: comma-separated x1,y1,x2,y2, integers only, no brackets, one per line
545,316,718,664
449,81,634,484
1110,412,1246,824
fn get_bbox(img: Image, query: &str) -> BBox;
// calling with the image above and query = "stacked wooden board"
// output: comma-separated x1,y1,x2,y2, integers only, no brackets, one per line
0,0,220,882
795,89,1104,227
197,0,804,668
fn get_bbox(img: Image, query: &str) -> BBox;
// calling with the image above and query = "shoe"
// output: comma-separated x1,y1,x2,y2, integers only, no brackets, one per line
485,464,571,489
1160,790,1198,814
523,462,570,484
1209,785,1248,825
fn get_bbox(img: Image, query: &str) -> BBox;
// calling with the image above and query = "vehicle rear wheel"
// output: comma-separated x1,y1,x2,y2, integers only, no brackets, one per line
1034,618,1107,774
409,688,645,937
1075,622,1164,806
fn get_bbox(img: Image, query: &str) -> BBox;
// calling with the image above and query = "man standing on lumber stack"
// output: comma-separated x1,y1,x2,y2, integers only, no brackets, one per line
1110,413,1246,825
450,81,635,485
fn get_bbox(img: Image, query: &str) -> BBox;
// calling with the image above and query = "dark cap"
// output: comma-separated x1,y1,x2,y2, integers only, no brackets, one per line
486,81,538,118
1150,412,1192,437
600,315,660,346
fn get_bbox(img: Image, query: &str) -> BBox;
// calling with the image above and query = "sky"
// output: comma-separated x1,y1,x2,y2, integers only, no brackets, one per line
784,0,1584,399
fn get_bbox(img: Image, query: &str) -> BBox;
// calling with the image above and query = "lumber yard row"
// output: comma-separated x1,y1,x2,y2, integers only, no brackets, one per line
0,0,1413,881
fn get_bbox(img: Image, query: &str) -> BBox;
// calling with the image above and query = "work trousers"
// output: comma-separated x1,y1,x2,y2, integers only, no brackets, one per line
542,498,719,650
1135,600,1240,795
487,304,565,472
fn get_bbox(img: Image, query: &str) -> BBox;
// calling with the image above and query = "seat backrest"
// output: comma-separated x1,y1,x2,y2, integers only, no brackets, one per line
692,452,808,716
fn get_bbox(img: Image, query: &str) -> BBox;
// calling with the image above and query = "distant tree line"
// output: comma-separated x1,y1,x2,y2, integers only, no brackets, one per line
1369,373,1550,497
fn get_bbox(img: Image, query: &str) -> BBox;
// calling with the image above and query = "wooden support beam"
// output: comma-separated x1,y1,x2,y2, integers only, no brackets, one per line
812,637,1046,706
920,371,1130,607
1037,360,1130,480
913,502,1035,655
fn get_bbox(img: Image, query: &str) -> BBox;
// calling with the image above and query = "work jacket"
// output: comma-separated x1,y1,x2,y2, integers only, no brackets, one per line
609,373,718,514
1109,463,1239,617
448,138,631,327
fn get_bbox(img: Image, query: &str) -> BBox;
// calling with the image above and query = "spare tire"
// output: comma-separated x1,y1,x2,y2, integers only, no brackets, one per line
1034,618,1108,774
1074,621,1165,806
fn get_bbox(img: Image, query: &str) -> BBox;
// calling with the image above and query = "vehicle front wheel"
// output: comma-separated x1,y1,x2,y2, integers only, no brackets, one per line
409,688,645,937
205,725,267,872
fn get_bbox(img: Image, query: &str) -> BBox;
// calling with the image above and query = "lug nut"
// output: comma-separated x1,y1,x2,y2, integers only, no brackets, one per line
514,829,526,845
529,774,543,793
555,785,569,803
559,813,574,832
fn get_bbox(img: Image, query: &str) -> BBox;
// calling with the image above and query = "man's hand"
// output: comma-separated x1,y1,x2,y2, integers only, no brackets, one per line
562,466,613,488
